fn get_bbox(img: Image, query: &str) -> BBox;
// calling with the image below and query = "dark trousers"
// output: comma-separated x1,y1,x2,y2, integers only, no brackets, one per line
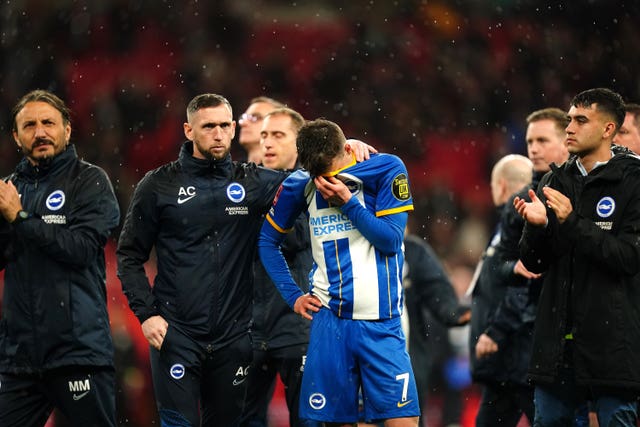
475,382,534,427
150,327,252,427
533,366,637,427
240,344,320,427
0,366,116,427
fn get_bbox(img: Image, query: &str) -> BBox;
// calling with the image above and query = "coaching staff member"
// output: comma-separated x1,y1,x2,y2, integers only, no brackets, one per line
116,93,287,426
0,90,120,426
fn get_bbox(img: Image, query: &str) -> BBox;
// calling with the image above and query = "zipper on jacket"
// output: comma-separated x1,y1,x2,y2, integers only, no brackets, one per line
20,179,43,368
210,229,220,337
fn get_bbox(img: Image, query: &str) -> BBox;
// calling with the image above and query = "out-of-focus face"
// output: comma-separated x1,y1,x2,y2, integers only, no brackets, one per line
565,104,612,158
526,119,569,173
260,114,298,170
13,101,71,165
489,172,504,207
613,112,640,154
183,104,236,160
238,102,277,149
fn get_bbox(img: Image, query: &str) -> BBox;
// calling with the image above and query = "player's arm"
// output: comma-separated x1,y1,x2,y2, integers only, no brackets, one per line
314,174,407,254
259,173,322,316
258,220,305,308
342,198,407,254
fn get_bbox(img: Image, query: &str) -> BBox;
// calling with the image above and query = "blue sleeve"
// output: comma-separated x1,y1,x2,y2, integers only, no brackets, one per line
341,196,407,255
257,171,310,309
258,218,305,309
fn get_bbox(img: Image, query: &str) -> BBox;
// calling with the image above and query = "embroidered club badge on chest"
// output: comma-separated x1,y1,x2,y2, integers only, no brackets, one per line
596,196,615,218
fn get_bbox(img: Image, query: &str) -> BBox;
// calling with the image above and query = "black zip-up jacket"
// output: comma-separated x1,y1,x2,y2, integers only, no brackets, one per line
470,172,543,387
0,145,120,374
520,151,640,391
117,142,285,347
403,233,468,359
252,209,312,351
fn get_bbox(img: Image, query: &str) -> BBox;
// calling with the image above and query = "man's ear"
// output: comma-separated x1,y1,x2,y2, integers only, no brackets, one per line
13,131,22,148
344,140,353,154
183,122,192,140
603,121,617,139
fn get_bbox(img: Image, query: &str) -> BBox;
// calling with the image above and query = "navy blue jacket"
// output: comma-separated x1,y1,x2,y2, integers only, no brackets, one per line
117,142,285,347
0,145,120,373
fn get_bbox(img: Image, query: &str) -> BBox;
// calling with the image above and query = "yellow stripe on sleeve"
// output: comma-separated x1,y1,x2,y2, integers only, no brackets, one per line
265,214,294,233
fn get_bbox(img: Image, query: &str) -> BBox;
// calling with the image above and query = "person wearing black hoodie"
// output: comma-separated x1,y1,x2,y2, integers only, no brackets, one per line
470,108,570,426
515,88,640,426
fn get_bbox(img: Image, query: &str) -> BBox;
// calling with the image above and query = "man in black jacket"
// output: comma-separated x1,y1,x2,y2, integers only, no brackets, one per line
470,108,570,426
240,107,320,427
0,90,120,426
515,88,640,426
403,232,470,427
117,93,287,427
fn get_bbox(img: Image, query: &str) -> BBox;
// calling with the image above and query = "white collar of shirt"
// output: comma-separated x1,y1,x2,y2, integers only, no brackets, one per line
576,150,614,176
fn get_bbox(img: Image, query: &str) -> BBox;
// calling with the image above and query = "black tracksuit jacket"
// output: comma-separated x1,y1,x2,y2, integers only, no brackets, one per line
520,151,640,392
251,210,312,351
0,145,120,373
117,141,285,348
469,173,543,387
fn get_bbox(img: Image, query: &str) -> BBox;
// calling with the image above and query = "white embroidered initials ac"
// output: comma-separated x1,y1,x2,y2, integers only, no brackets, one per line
177,186,196,204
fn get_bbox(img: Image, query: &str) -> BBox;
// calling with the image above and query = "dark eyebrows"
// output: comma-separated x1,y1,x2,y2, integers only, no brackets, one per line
202,121,232,128
568,113,588,123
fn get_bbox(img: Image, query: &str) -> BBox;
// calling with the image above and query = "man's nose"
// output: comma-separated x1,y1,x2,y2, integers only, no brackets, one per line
34,123,47,138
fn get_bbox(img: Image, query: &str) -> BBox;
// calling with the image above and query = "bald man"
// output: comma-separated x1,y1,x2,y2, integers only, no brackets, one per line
469,153,536,427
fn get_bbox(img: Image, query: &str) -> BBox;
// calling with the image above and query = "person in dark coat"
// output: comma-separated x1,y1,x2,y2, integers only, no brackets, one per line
469,153,534,426
515,88,640,426
240,107,320,427
403,232,470,426
470,108,571,426
0,90,120,426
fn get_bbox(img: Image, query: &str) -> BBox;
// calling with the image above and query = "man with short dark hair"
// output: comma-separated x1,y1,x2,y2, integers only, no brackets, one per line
259,119,419,426
0,89,120,426
515,88,640,426
117,93,287,426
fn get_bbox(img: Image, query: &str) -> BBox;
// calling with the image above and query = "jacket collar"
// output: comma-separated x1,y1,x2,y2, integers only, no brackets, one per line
16,144,78,180
178,141,232,177
556,150,638,182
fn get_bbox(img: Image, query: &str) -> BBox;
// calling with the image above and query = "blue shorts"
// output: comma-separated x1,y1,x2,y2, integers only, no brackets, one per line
300,308,420,423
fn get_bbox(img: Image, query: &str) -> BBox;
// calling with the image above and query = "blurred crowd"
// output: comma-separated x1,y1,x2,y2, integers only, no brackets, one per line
1,1,639,425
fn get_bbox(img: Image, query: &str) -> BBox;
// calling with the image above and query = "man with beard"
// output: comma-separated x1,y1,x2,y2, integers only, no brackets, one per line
0,90,120,426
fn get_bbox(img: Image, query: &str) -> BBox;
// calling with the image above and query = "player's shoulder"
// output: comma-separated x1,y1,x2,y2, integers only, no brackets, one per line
284,169,311,186
355,152,406,170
